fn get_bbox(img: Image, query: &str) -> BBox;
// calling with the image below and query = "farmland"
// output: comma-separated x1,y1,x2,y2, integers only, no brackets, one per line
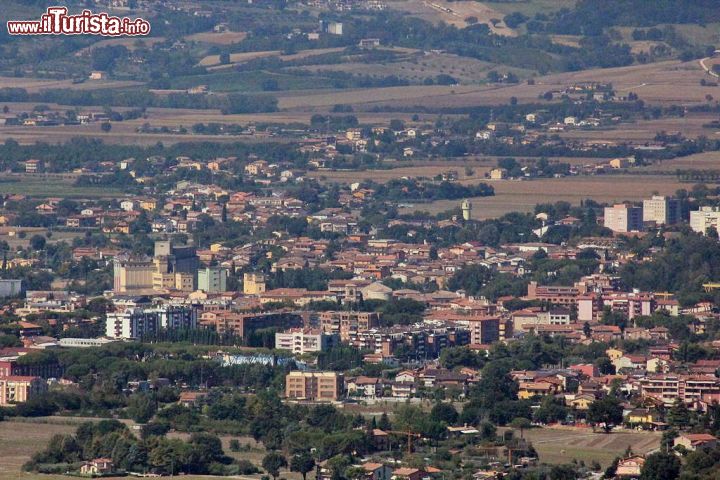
0,418,77,480
386,0,517,34
0,417,301,480
0,175,123,198
407,174,686,218
505,426,661,468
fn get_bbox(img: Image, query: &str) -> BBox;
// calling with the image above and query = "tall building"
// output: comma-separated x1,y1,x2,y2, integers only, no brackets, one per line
106,305,198,339
604,204,643,233
466,317,501,345
113,255,154,293
690,206,720,235
0,279,23,298
285,371,343,401
243,272,266,295
198,267,228,293
643,195,681,225
461,199,472,221
114,240,199,294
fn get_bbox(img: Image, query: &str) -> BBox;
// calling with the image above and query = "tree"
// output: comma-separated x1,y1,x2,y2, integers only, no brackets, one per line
667,399,691,428
509,417,532,439
378,412,391,431
640,452,680,480
534,396,568,424
588,396,624,433
430,403,458,425
30,234,46,251
262,452,287,480
126,393,156,424
290,451,315,480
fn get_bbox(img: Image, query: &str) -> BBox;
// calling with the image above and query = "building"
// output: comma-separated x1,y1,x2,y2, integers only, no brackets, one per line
642,195,681,225
358,38,381,49
153,240,199,278
639,375,720,406
320,20,343,35
105,306,198,339
197,267,228,293
690,206,720,235
320,311,380,340
0,279,22,298
466,317,501,345
604,204,643,233
24,159,41,173
674,433,718,451
113,255,155,293
243,272,266,294
0,375,47,406
461,199,472,221
285,371,343,401
275,328,338,354
489,168,507,180
80,459,114,476
615,456,645,478
206,311,303,339
114,241,199,293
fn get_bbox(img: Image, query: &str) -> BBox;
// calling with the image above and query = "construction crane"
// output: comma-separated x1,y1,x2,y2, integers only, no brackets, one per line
387,430,421,454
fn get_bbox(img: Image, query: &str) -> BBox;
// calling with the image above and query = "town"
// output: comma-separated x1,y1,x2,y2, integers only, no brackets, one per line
2,1,720,480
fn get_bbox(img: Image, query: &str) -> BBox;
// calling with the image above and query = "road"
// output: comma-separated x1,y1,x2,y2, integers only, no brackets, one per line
699,57,719,78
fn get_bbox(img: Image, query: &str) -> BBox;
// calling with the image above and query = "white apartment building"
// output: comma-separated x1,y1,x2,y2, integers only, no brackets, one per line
604,204,643,233
690,206,720,235
106,306,198,339
643,195,681,225
275,328,338,354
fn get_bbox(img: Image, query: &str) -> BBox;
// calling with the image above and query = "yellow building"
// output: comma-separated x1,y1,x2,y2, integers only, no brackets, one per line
517,381,556,400
489,168,507,180
568,393,595,411
606,347,624,361
113,256,154,293
0,376,46,406
139,198,158,211
625,408,661,428
243,272,266,295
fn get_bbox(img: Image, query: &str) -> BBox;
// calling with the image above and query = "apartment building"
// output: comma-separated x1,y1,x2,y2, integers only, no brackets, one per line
197,267,228,293
527,281,587,305
320,311,380,340
106,306,198,339
0,375,47,406
690,206,720,235
639,375,720,406
642,195,681,225
285,371,343,401
604,204,643,233
464,316,501,345
204,311,303,338
275,328,338,354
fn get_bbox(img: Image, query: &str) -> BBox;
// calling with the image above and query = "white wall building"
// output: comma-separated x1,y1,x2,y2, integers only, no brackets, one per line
275,328,338,354
690,206,720,235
